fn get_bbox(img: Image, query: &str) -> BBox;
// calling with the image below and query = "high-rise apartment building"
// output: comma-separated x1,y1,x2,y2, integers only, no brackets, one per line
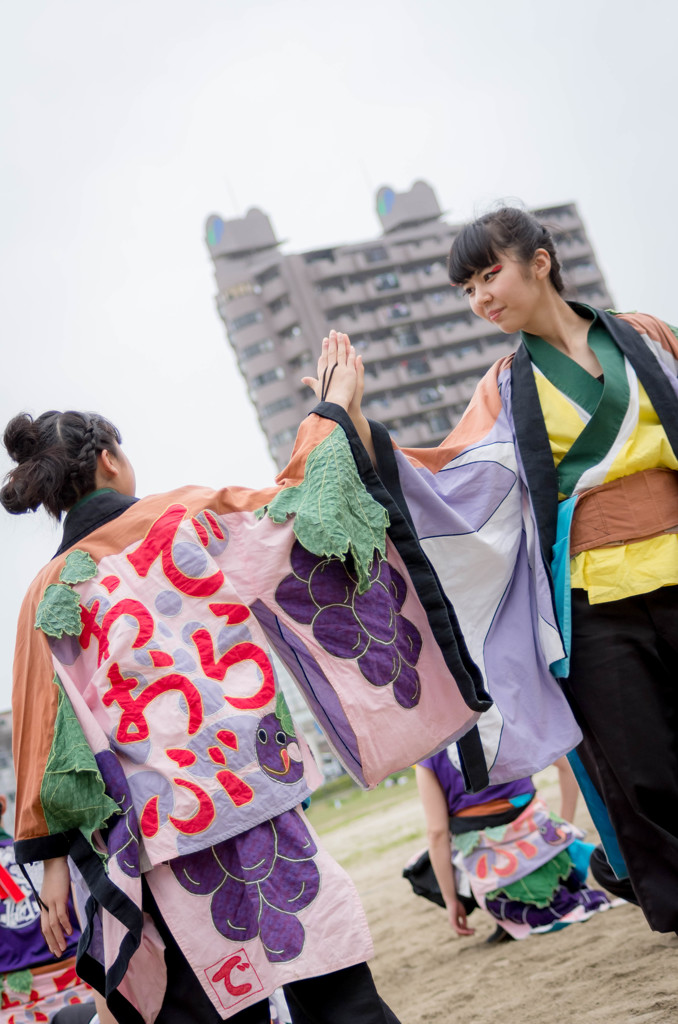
205,181,612,469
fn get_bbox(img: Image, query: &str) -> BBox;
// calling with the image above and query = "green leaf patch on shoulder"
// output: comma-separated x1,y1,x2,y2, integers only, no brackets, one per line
59,549,97,585
35,584,83,639
256,426,389,593
41,677,119,853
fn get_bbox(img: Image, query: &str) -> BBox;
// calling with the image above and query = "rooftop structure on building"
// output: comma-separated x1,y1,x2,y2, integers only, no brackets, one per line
205,181,613,469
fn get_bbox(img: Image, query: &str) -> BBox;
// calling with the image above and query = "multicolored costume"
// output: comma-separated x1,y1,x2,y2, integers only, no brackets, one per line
418,749,611,939
11,417,490,1023
1,831,92,1024
377,305,678,933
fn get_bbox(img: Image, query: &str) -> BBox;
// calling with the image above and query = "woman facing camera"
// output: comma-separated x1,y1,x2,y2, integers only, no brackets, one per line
316,207,678,935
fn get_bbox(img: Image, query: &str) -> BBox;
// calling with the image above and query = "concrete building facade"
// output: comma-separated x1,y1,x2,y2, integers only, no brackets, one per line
205,181,613,470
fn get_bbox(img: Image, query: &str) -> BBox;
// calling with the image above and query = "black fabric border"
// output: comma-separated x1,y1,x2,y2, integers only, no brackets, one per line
369,419,493,791
68,831,144,1000
510,344,560,563
55,492,139,557
311,402,492,791
449,803,524,835
599,309,678,457
14,829,76,864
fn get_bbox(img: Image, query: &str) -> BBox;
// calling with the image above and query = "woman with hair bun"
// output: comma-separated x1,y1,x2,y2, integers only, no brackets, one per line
4,337,452,1024
331,205,678,935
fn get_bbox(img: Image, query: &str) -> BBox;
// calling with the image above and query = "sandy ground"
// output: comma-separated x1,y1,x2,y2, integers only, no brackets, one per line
312,768,678,1024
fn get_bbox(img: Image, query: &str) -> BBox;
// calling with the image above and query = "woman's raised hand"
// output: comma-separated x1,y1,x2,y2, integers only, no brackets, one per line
302,330,361,412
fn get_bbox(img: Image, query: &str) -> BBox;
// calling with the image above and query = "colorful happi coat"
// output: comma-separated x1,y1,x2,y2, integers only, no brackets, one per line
12,415,491,1024
371,306,678,785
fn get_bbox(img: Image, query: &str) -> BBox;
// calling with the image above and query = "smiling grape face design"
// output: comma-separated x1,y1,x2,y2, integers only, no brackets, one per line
255,712,305,785
275,543,422,708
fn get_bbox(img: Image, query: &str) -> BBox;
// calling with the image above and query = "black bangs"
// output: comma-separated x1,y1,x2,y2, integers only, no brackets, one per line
447,221,500,285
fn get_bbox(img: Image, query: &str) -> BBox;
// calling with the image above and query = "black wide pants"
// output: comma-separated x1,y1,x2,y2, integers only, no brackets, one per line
565,585,678,933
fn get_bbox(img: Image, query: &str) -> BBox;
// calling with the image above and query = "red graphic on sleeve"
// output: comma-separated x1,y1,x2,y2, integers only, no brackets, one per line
215,770,254,807
100,575,121,594
216,729,238,750
140,796,160,838
166,748,198,768
127,505,224,597
203,510,225,540
208,602,250,624
97,599,155,665
190,634,275,711
103,663,204,743
168,779,216,834
207,950,263,1010
192,517,209,547
79,600,103,651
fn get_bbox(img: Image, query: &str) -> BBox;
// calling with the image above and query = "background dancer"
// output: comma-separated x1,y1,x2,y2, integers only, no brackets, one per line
413,751,611,942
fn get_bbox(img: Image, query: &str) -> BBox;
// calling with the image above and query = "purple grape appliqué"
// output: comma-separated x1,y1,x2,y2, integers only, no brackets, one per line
276,542,422,708
170,810,320,963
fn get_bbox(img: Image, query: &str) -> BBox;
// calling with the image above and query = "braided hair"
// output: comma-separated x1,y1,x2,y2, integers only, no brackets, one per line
1,411,122,519
447,206,564,294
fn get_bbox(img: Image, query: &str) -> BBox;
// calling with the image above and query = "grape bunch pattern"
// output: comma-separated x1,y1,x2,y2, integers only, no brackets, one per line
170,809,320,963
276,542,422,709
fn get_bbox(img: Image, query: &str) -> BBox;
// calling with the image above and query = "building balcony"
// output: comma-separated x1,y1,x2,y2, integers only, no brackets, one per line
413,263,449,290
306,252,358,281
567,263,602,287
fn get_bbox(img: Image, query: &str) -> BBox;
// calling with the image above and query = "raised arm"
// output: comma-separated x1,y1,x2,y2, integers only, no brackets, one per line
303,330,377,465
415,764,475,937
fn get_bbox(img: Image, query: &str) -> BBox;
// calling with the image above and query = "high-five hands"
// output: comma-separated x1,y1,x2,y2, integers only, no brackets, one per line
302,330,364,413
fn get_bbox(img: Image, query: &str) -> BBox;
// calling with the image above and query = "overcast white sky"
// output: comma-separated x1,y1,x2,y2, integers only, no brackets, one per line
1,0,677,708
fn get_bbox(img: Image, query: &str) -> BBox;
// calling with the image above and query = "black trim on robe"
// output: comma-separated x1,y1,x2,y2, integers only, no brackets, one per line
68,831,146,1024
311,402,492,792
14,829,77,864
55,491,138,557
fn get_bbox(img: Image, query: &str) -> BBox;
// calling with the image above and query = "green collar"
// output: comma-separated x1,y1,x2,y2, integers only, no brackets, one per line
522,309,631,496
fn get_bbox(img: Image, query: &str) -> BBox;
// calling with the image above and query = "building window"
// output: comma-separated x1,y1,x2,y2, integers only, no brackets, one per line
252,367,285,389
404,357,431,377
428,410,452,434
394,326,420,348
418,386,442,406
304,249,336,264
388,303,410,320
269,295,291,314
364,246,388,264
364,393,391,411
374,272,399,292
456,343,481,358
288,350,313,370
229,310,263,334
261,396,294,418
271,426,297,447
280,324,302,340
256,265,281,286
241,337,275,361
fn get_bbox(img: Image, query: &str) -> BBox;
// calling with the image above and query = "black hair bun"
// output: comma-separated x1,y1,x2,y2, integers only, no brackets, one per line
3,413,41,464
